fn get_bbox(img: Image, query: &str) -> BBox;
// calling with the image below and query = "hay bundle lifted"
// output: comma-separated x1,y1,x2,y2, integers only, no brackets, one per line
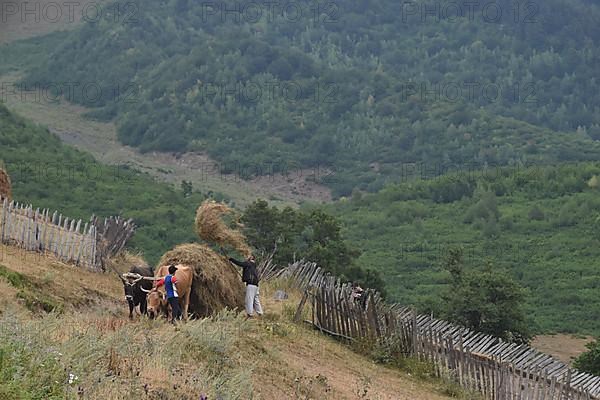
0,168,11,201
159,243,245,318
195,200,252,257
106,251,151,275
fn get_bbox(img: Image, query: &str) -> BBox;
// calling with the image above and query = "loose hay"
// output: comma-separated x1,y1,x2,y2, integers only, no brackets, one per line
106,251,150,275
195,200,252,257
0,167,11,201
158,243,245,318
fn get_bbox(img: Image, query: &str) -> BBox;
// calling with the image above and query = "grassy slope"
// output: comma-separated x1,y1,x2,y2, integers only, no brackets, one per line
0,244,454,400
323,164,600,335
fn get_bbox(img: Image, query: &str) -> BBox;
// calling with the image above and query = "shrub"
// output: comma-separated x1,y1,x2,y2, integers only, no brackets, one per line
528,206,545,221
574,338,600,375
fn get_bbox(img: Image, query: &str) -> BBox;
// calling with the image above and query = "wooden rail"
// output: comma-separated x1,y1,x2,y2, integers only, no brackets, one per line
0,197,135,270
276,260,600,400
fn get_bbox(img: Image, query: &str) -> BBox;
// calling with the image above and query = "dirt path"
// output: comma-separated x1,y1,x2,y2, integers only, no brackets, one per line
532,334,594,366
248,323,453,400
246,287,453,400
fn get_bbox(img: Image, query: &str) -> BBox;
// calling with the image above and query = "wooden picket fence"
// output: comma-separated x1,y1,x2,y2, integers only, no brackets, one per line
0,197,135,270
276,261,600,400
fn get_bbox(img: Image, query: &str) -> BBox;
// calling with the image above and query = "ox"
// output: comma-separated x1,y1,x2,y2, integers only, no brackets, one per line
145,289,168,320
120,265,153,319
147,264,193,321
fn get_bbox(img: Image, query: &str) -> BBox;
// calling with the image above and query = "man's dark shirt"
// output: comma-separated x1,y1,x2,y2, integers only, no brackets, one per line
229,258,260,286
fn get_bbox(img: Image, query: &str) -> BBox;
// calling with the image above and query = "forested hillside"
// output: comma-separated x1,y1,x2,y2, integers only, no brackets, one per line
3,0,600,195
323,164,600,334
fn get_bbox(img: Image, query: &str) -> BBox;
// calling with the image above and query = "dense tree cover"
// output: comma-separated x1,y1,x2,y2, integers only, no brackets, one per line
242,199,386,294
323,163,600,334
3,0,600,195
574,339,600,376
441,248,531,344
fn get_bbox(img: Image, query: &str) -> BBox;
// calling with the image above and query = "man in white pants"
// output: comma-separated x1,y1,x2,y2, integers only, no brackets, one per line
228,254,263,317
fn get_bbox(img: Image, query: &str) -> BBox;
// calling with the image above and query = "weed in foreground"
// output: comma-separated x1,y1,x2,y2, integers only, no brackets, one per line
0,310,255,399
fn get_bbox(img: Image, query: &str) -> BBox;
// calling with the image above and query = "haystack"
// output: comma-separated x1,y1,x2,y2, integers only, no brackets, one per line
0,168,11,201
195,200,252,257
106,251,150,275
159,243,245,317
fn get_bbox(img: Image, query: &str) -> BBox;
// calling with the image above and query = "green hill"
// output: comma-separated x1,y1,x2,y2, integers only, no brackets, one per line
0,102,220,263
2,0,600,196
322,163,600,335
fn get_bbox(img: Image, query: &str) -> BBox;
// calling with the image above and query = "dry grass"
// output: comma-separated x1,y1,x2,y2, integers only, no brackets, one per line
237,280,457,400
195,200,252,257
532,334,595,365
0,309,253,400
0,167,12,201
0,243,123,312
0,246,455,399
158,243,245,317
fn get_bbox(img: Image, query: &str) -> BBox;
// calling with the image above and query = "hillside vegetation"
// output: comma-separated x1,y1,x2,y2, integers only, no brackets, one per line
1,0,600,342
0,102,218,264
2,0,600,195
0,244,456,400
323,163,600,335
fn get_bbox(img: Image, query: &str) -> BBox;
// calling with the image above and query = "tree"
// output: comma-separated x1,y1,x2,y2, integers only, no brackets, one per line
574,339,600,375
241,200,386,295
240,199,281,255
464,191,501,224
442,248,531,344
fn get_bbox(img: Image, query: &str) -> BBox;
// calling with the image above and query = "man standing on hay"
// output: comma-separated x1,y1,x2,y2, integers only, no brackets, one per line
228,254,263,318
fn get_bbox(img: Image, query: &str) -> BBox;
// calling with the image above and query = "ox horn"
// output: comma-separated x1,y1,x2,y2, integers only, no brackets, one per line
140,287,152,293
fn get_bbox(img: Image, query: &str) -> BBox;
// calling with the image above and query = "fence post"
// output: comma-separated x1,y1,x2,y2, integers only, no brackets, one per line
90,224,97,269
411,308,418,357
448,335,455,374
561,369,572,400
0,198,7,243
294,290,309,323
311,288,315,326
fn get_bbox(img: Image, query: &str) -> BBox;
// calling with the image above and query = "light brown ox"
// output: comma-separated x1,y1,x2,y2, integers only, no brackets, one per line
146,264,193,321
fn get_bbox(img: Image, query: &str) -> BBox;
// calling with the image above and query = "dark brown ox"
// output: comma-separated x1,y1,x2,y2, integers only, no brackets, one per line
120,265,153,319
147,264,193,321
